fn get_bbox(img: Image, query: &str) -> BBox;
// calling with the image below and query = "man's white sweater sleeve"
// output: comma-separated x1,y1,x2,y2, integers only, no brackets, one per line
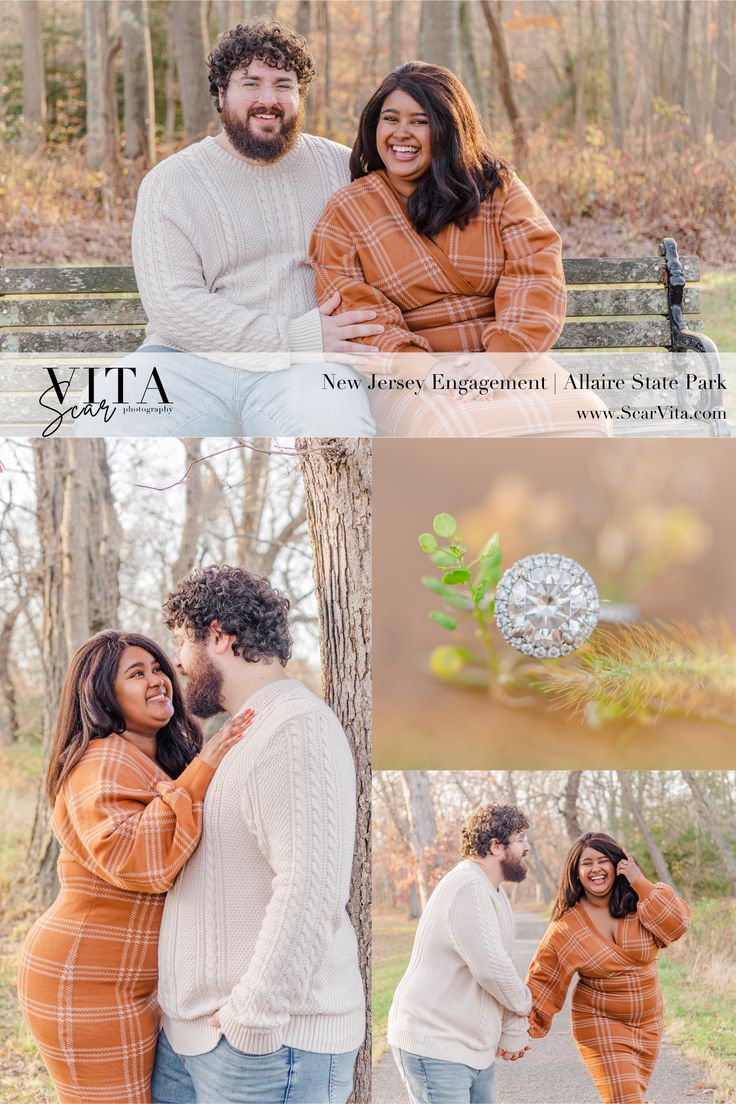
217,713,353,1054
447,881,532,1018
132,172,324,362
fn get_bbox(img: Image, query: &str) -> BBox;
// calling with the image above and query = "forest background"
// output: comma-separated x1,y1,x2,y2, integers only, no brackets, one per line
373,769,736,1103
0,0,735,352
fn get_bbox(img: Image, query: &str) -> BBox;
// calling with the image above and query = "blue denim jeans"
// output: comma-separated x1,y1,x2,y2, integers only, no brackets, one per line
393,1047,496,1104
72,347,376,437
151,1029,359,1104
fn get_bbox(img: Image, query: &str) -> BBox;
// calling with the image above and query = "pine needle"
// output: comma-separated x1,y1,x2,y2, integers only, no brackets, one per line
540,621,736,724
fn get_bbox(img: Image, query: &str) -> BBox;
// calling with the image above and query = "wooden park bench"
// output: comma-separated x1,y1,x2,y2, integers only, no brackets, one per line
0,237,728,436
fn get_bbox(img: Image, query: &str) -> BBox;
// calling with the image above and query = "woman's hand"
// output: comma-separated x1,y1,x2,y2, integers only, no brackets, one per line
616,847,643,886
198,709,255,769
497,1045,530,1061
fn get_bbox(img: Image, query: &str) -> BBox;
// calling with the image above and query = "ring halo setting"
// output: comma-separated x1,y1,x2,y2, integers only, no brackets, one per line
494,553,600,658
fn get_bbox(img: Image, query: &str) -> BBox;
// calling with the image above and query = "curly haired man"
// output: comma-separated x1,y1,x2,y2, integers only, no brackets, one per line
93,22,380,437
150,565,364,1103
387,804,533,1104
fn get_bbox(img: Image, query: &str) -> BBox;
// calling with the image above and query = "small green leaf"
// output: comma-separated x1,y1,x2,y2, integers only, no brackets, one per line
480,532,501,558
430,611,457,631
418,533,437,553
431,549,457,568
422,577,470,608
442,568,471,585
472,577,492,603
433,513,457,538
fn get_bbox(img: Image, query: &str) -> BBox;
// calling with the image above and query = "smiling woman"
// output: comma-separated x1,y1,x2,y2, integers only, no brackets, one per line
16,630,253,1104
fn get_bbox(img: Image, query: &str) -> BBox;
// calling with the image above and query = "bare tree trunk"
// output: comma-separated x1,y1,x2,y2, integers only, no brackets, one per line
237,440,271,567
677,0,692,112
713,0,734,141
563,770,583,841
459,0,486,119
171,0,216,142
84,0,108,169
616,772,676,889
26,441,122,906
0,602,26,745
121,0,156,163
20,0,47,154
480,0,527,165
418,0,460,72
389,0,404,70
165,2,177,149
401,770,438,910
574,0,586,141
682,772,736,893
606,1,624,148
171,441,205,585
295,438,371,1104
321,0,332,139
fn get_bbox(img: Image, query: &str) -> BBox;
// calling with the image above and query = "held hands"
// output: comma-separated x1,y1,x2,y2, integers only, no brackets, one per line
208,1010,221,1029
496,1045,530,1062
319,291,385,354
616,847,643,886
198,709,255,769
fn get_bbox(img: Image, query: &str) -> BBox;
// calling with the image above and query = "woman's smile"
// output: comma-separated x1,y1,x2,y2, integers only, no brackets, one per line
376,89,431,192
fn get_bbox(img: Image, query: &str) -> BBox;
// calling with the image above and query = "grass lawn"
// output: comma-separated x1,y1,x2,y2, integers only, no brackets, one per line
372,911,416,1064
700,271,736,352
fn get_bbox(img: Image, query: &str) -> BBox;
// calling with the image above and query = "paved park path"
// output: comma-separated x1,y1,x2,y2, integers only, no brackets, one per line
372,912,715,1104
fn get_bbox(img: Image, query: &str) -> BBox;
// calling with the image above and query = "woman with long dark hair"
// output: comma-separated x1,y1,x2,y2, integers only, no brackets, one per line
310,62,608,436
526,832,689,1104
17,631,254,1104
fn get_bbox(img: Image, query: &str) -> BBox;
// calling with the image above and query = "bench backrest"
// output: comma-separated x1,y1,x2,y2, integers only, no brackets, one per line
0,255,703,354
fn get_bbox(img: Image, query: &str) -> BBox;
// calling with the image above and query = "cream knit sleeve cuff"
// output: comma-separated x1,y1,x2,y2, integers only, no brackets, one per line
287,307,324,359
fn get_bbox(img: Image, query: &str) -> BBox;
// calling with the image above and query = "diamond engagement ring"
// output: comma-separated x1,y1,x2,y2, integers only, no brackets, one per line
493,553,639,658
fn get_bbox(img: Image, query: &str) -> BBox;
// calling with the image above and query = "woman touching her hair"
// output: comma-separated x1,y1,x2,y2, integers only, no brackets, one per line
526,832,689,1104
17,630,254,1104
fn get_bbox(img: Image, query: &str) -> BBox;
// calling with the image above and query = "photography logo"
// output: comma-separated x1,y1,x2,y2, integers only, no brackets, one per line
39,365,172,436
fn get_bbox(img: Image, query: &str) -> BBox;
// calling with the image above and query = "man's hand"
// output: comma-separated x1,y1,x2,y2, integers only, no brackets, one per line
208,1010,221,1029
319,291,385,353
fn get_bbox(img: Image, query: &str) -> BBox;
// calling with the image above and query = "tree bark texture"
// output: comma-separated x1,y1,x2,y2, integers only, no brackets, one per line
563,770,583,841
295,437,371,1104
480,0,527,165
400,770,438,910
171,0,216,141
419,0,460,73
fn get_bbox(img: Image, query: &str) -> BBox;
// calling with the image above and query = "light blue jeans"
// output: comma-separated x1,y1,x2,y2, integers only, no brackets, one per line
393,1047,496,1104
151,1029,359,1104
71,346,376,437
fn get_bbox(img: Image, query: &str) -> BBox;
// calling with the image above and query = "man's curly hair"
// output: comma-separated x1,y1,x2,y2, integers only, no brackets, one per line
208,22,316,112
164,564,292,666
460,804,529,858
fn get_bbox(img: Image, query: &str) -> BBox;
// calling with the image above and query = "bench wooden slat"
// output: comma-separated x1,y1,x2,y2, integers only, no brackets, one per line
555,319,703,349
1,256,702,297
0,329,145,353
565,287,700,317
0,267,139,295
562,256,699,284
2,300,147,327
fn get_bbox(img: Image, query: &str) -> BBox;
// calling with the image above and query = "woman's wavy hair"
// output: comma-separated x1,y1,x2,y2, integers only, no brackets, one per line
45,631,202,804
552,832,640,921
350,61,510,239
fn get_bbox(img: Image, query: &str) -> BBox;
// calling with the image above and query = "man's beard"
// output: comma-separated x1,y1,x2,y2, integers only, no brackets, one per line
221,99,304,163
183,648,225,719
500,856,528,883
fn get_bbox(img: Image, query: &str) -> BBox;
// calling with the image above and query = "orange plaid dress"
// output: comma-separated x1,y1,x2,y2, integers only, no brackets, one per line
526,884,690,1104
17,735,215,1104
310,171,610,437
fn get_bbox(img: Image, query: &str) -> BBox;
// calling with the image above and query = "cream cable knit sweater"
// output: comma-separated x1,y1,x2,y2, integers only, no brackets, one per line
157,679,365,1057
388,860,531,1068
131,134,350,369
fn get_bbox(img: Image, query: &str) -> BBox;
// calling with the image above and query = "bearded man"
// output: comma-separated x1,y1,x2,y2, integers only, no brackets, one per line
152,564,364,1103
387,804,533,1104
115,22,380,436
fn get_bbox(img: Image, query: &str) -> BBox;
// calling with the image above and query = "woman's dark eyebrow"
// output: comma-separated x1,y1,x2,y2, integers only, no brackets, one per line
122,660,155,674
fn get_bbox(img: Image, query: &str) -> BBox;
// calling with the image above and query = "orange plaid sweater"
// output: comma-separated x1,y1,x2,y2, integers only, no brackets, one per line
310,169,567,357
17,735,215,1104
526,882,690,1104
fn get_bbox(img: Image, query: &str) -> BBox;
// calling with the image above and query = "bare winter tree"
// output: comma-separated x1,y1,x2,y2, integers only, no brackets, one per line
401,770,439,910
617,772,676,889
562,770,583,841
19,0,47,154
480,0,527,165
121,0,156,164
682,771,736,894
295,437,371,1104
26,440,122,906
171,0,216,142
